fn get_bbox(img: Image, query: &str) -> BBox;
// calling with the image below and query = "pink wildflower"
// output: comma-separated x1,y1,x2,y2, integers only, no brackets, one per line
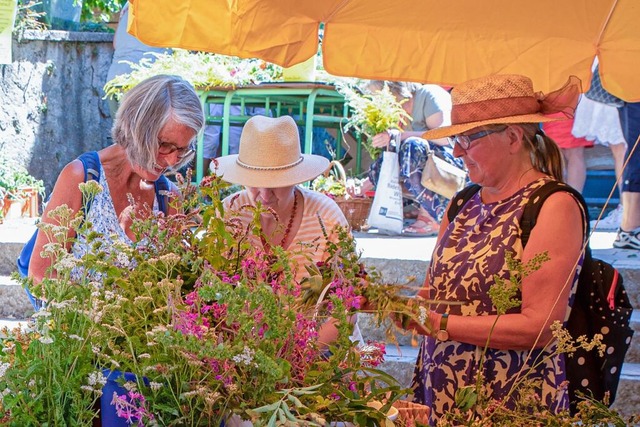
112,390,155,426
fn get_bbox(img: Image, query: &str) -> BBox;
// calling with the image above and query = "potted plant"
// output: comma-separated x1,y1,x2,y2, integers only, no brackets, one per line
0,156,44,220
311,161,372,232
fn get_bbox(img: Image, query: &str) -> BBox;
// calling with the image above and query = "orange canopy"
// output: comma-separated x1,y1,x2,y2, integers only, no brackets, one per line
129,0,640,101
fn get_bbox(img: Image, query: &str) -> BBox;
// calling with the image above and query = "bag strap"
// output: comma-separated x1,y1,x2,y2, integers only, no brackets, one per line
519,181,590,252
446,184,481,223
153,175,170,214
446,180,589,253
76,151,101,217
78,151,101,182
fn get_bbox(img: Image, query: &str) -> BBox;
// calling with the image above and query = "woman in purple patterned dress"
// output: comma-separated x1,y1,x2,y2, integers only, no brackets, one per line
405,74,585,424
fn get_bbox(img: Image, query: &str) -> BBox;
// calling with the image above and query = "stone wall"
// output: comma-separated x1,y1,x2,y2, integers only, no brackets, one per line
0,30,114,196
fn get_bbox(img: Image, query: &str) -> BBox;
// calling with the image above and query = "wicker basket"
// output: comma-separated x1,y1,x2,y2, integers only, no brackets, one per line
326,161,372,231
335,197,372,231
391,400,430,427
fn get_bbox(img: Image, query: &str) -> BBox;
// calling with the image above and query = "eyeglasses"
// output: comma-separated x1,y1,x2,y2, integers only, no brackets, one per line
452,126,508,150
158,140,195,159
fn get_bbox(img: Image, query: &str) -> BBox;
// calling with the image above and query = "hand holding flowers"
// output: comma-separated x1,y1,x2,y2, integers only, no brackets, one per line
338,83,411,160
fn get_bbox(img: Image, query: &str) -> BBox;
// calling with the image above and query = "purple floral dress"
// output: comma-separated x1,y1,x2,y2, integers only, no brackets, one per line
412,178,582,425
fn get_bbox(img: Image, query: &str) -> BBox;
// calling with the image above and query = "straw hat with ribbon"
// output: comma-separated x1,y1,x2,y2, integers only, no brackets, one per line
422,74,582,140
215,115,330,188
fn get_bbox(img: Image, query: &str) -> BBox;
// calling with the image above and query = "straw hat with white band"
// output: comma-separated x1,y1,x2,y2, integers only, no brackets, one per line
214,115,329,188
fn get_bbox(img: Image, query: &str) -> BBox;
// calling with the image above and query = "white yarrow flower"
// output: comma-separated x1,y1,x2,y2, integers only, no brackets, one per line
0,362,10,380
39,336,54,344
232,346,255,366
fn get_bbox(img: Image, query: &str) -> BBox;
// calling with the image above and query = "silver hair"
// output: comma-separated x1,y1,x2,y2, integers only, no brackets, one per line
111,74,205,172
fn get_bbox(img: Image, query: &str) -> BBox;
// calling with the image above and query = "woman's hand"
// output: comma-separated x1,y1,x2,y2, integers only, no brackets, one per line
389,297,438,336
119,202,150,241
345,177,374,198
371,131,392,148
356,295,375,312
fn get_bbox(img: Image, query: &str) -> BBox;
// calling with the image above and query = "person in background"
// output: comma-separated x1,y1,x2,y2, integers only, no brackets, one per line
402,74,583,424
201,105,270,173
360,80,462,236
29,75,204,283
613,101,640,250
214,115,355,348
573,95,627,230
542,111,593,192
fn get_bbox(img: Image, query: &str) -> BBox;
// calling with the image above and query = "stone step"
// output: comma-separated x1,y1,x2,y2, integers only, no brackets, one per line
360,246,640,310
378,344,640,419
361,309,640,364
0,275,34,319
0,218,36,276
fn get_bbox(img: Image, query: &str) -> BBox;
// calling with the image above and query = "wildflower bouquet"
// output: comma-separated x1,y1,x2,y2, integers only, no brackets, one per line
0,173,406,426
337,83,411,160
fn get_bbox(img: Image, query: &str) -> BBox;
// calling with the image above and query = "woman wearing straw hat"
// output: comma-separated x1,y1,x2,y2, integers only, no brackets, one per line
396,74,584,422
214,115,354,348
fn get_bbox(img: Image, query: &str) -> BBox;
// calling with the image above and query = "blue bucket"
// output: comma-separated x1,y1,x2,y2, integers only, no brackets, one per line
101,369,147,427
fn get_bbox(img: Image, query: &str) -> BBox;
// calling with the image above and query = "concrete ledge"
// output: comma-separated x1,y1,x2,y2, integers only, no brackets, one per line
17,29,113,43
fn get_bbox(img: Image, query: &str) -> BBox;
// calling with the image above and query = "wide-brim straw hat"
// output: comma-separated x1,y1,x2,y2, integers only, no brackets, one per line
214,115,330,188
422,74,581,140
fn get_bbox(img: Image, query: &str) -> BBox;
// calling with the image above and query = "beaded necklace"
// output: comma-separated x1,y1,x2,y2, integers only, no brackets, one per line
280,189,299,247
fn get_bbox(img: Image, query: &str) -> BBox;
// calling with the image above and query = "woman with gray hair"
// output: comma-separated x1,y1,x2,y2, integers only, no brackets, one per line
28,74,204,284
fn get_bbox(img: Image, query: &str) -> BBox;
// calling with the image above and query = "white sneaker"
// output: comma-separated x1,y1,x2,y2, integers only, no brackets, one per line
590,205,623,231
613,227,640,250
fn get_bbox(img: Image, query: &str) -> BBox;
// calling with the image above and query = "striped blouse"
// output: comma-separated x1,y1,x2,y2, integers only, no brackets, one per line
223,187,349,281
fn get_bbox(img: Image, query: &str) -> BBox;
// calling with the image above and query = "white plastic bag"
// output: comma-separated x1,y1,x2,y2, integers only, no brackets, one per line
367,151,404,235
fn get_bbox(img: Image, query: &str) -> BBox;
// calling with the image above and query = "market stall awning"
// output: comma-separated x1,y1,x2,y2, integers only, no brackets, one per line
129,0,640,101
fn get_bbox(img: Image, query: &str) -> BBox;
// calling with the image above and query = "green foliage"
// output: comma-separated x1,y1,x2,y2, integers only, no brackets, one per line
104,49,284,100
0,202,100,426
311,175,347,198
0,156,44,201
337,82,411,160
489,251,550,315
13,0,47,32
80,0,125,23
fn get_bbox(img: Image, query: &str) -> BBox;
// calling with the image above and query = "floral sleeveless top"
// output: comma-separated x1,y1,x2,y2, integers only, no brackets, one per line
412,178,582,424
71,163,158,280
